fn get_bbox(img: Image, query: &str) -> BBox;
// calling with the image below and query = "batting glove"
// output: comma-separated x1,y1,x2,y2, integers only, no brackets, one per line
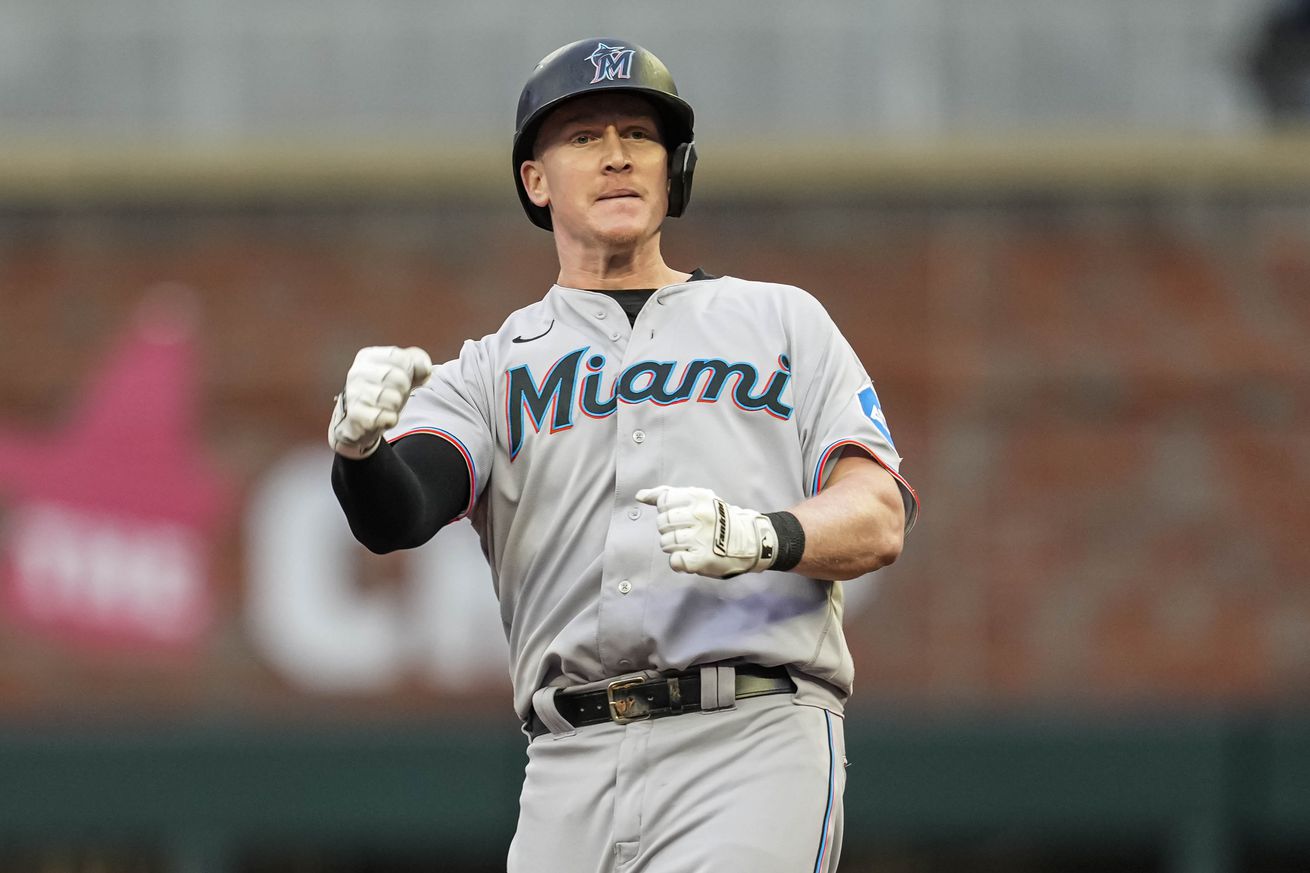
635,485,779,579
328,346,433,460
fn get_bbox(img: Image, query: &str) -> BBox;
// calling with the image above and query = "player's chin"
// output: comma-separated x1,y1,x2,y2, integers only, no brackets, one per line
589,217,653,247
588,208,662,245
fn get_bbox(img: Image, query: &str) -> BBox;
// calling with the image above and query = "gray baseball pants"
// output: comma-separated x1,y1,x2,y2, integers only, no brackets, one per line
507,692,846,873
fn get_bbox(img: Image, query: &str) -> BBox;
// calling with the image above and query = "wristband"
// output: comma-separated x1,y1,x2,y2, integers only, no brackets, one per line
763,510,806,572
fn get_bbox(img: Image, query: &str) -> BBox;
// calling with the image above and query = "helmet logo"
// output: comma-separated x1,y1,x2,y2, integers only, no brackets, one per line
587,42,635,84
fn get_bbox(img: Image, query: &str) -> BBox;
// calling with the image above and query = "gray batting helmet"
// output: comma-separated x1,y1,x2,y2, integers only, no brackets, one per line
512,38,697,231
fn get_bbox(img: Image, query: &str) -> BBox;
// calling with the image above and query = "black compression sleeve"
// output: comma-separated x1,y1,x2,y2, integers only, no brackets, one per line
331,434,471,554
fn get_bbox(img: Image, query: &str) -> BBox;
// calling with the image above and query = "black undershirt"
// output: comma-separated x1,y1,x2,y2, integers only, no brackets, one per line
598,290,656,325
333,268,716,552
587,267,715,326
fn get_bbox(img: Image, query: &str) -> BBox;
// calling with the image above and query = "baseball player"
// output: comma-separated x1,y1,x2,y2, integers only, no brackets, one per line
330,37,918,873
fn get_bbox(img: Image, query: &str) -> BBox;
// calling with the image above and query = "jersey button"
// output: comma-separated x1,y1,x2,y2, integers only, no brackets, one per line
595,311,607,320
632,430,646,444
627,507,641,520
618,580,633,594
609,331,621,341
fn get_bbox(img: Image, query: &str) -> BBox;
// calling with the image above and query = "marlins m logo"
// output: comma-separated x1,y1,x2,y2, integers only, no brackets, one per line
588,42,635,83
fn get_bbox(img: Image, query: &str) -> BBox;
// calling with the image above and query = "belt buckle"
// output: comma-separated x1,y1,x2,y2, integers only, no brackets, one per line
607,676,650,724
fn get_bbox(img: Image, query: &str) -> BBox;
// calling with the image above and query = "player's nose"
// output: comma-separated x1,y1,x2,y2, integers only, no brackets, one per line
601,127,632,172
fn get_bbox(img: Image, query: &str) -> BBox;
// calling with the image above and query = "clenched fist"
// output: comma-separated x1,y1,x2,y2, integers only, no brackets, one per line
635,485,779,579
328,346,432,459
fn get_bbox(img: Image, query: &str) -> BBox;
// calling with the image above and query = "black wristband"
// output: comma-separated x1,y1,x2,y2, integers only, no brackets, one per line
763,510,806,572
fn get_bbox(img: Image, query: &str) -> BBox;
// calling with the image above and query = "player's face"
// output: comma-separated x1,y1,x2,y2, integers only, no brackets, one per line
521,93,670,247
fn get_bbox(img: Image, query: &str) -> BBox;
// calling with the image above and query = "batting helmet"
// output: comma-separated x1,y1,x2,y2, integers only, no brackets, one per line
513,38,697,231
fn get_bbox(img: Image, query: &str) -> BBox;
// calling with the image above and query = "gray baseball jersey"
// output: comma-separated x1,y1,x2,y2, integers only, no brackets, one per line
387,274,918,721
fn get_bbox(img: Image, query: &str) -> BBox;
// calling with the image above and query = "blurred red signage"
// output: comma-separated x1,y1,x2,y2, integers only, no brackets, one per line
0,292,228,651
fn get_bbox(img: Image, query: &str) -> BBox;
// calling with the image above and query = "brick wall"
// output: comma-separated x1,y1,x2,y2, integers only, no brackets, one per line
0,195,1306,715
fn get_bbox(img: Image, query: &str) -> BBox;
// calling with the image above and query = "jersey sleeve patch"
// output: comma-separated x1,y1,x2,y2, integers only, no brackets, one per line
857,385,895,449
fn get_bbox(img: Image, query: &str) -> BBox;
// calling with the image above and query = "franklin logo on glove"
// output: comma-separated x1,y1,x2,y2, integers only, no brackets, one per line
634,486,787,579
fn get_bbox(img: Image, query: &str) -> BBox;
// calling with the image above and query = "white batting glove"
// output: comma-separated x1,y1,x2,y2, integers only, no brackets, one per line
635,485,779,579
328,346,433,460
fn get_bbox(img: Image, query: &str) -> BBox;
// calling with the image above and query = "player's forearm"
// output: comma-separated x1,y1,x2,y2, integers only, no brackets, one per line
787,455,905,581
331,434,469,553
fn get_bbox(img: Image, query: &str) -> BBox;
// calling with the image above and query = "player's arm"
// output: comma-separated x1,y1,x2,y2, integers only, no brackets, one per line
332,436,470,554
328,346,471,554
785,450,904,580
636,451,905,583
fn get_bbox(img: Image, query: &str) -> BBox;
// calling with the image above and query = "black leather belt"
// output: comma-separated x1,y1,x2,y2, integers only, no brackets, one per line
527,665,795,738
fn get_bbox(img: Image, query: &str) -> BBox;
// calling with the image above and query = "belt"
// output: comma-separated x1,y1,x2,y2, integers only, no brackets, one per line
527,665,795,738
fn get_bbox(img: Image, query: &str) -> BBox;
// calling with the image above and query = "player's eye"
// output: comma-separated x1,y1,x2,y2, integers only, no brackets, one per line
570,132,596,145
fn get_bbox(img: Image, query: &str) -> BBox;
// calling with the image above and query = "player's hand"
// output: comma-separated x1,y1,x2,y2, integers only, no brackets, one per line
328,346,433,459
635,485,778,579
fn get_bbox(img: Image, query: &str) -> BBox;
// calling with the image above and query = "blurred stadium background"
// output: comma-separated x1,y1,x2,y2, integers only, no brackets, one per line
1,0,1309,871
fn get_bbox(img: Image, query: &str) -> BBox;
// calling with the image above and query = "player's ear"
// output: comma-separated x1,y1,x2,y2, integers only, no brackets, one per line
520,160,550,209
